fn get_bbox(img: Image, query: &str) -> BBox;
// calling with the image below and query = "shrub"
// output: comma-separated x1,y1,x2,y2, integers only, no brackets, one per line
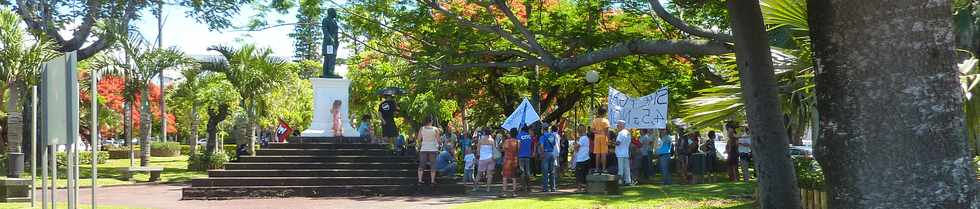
56,151,109,167
106,149,133,159
188,152,229,171
150,142,181,157
794,157,824,190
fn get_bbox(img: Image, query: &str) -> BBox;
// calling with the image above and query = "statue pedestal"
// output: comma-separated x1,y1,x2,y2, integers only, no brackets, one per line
301,78,358,137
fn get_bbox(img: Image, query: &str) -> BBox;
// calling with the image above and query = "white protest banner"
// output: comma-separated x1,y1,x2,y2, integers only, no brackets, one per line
608,86,669,129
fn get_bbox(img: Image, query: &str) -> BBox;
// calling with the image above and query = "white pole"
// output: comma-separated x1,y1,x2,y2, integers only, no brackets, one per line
50,146,56,208
91,69,98,209
41,143,46,209
67,143,73,209
31,86,37,207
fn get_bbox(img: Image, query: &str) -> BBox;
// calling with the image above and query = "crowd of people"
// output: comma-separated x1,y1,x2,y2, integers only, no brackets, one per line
361,94,755,195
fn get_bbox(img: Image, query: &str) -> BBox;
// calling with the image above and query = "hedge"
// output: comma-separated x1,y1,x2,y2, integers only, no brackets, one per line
150,142,181,157
56,151,109,167
188,152,229,171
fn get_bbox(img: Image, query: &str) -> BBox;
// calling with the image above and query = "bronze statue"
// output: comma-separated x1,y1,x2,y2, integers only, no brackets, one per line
322,8,340,78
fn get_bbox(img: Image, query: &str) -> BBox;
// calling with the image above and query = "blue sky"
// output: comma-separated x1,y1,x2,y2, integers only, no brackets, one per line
132,3,351,59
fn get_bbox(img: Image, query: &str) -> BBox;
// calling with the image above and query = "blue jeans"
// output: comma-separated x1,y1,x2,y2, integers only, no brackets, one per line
437,164,456,177
540,152,556,191
641,154,654,180
519,157,531,191
659,154,671,185
463,168,474,183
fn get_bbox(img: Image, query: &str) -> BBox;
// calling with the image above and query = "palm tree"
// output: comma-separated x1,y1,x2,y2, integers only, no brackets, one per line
203,44,287,156
94,35,193,166
0,8,58,176
173,66,204,156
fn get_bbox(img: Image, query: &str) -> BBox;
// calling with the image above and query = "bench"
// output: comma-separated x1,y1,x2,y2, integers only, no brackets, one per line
122,167,164,182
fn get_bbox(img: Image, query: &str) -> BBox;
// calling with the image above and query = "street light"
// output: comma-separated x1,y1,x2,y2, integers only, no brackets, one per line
585,70,600,124
585,70,599,84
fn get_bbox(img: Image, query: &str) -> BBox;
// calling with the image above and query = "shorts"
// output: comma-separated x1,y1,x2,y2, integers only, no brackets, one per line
593,135,609,154
418,151,437,170
383,122,398,137
479,159,495,172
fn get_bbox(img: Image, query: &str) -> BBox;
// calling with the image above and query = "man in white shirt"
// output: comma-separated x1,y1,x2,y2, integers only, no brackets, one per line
573,125,591,192
614,120,634,186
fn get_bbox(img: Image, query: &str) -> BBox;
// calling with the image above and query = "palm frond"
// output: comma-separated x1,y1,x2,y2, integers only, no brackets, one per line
761,0,808,31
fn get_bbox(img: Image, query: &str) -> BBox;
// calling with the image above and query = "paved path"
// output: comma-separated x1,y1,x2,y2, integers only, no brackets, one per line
52,184,489,209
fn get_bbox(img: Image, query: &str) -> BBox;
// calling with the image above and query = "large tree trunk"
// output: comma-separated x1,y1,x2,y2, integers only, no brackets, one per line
188,102,199,156
808,0,979,207
726,1,802,208
139,89,151,166
206,104,230,155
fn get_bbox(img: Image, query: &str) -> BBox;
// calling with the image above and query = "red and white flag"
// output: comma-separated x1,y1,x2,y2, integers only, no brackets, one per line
275,118,293,143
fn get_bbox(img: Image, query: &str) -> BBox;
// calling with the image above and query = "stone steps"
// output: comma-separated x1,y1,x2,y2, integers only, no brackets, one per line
256,148,389,156
181,184,464,200
208,169,416,177
182,140,465,199
238,155,416,163
263,143,388,150
224,162,418,170
191,176,455,187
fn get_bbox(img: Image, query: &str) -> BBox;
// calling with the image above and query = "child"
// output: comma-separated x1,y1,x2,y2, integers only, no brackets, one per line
463,147,476,185
357,114,373,143
331,100,344,137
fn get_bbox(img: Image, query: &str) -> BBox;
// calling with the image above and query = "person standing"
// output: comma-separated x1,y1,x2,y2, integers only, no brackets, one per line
572,125,591,192
331,100,344,137
613,120,634,186
559,126,570,175
639,129,655,181
657,128,673,185
517,127,534,192
702,131,719,181
463,148,476,185
724,124,739,181
476,130,496,192
379,94,399,145
416,118,441,184
459,130,472,160
502,130,520,197
592,107,611,173
675,129,690,184
737,130,752,182
538,126,558,192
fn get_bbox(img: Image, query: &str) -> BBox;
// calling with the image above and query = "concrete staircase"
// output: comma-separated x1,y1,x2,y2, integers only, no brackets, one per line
181,137,464,200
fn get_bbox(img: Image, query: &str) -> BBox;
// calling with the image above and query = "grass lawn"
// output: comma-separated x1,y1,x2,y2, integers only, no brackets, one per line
453,182,756,209
2,155,205,188
0,203,147,209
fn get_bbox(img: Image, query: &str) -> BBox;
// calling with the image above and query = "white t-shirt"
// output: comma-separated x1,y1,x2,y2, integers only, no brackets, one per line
464,153,476,169
738,136,752,154
615,129,631,158
575,135,590,162
419,126,439,152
